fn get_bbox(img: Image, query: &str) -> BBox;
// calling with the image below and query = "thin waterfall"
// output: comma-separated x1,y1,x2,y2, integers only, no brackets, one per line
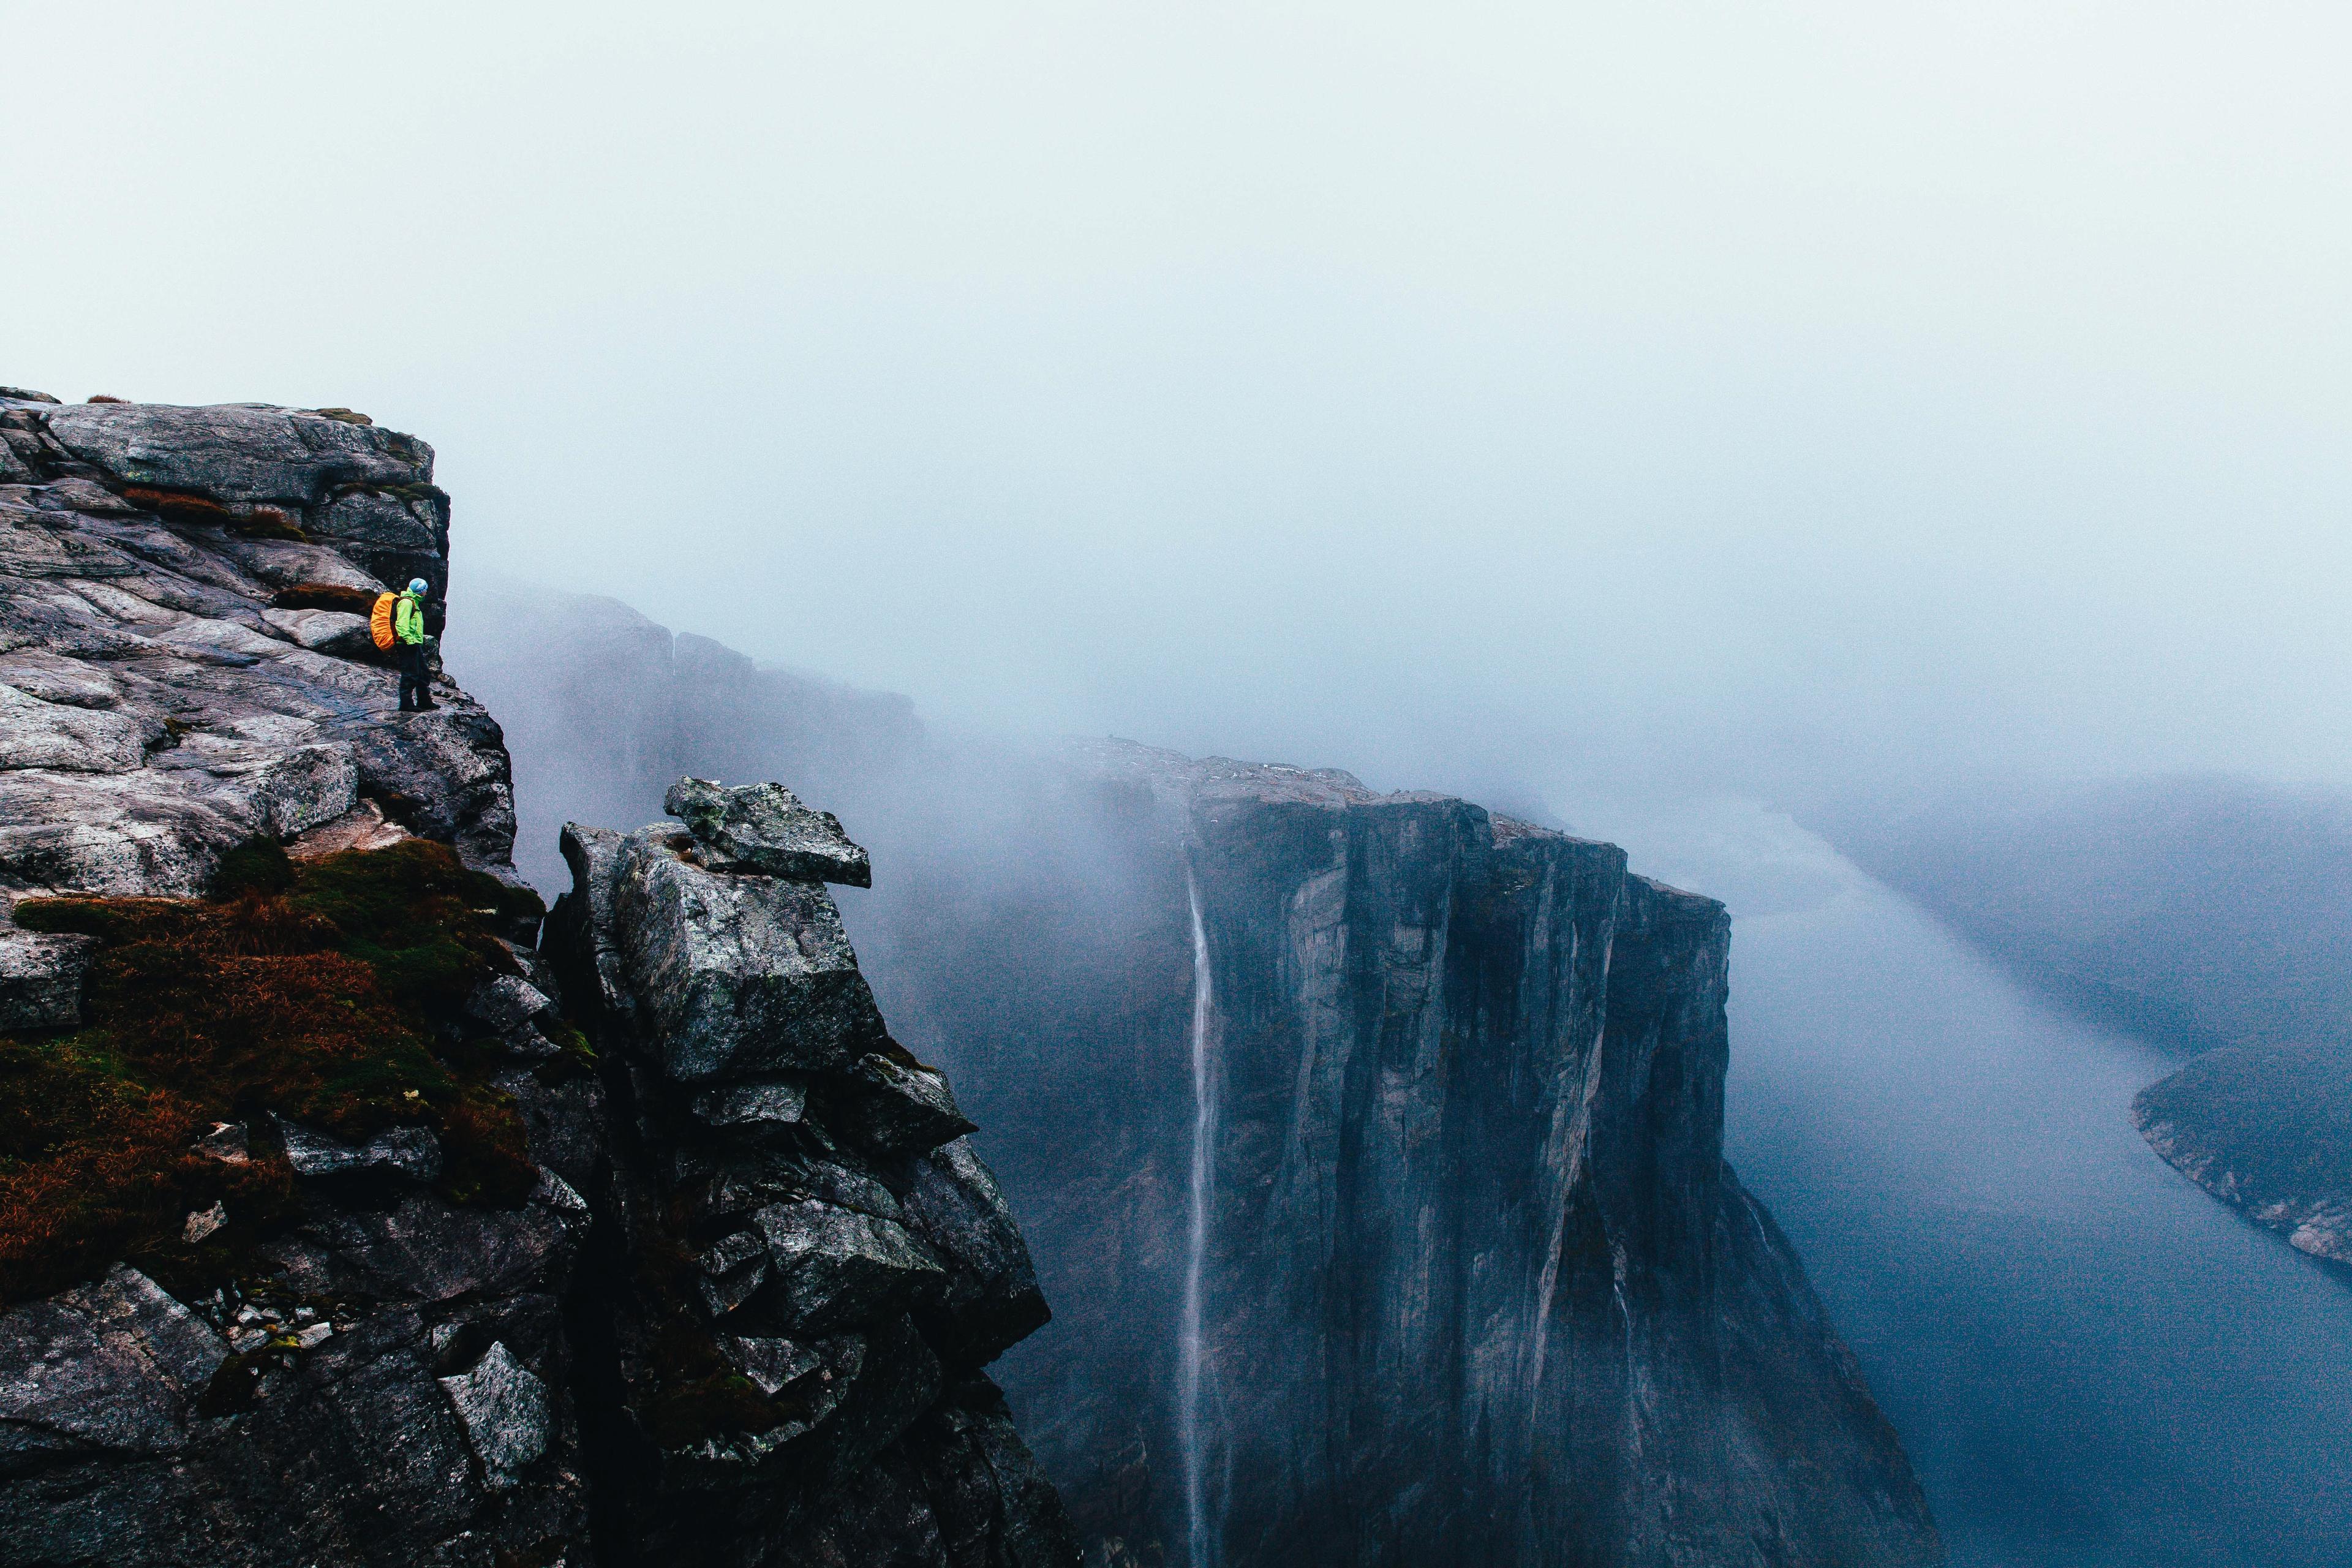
1180,869,1217,1568
1612,1269,1642,1458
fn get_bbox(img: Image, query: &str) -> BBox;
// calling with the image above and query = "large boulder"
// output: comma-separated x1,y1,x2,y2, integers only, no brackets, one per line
0,929,97,1030
607,828,888,1079
0,1266,227,1463
664,775,873,886
899,1138,1051,1371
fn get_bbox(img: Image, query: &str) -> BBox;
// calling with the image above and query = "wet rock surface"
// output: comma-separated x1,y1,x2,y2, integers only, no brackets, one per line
666,774,875,886
0,394,1072,1567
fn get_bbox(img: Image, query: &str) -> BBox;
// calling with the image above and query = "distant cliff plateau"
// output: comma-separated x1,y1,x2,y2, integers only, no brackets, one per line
0,393,1073,1567
1825,775,2352,1277
456,584,1944,1566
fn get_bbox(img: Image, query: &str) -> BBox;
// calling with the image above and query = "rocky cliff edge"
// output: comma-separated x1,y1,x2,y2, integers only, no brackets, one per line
0,391,1074,1567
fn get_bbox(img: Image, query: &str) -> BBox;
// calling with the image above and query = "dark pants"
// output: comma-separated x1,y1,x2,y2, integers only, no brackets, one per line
398,643,433,710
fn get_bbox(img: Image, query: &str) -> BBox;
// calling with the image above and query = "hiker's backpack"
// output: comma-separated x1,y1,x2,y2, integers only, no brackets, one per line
369,592,398,650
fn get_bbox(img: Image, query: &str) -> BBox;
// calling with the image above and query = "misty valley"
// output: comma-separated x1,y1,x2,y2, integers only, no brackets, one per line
6,406,2351,1565
456,578,2352,1566
12,5,2350,1562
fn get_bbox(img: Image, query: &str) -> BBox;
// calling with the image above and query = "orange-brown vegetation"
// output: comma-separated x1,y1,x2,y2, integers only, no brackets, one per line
1,839,560,1306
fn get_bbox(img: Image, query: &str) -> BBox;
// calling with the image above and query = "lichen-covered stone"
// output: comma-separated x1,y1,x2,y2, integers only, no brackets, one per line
608,829,886,1079
437,1340,551,1490
665,775,873,886
276,1117,443,1182
0,927,96,1029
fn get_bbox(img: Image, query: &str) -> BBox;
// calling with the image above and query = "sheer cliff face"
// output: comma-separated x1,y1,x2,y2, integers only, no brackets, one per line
0,396,1072,1568
884,745,1940,1568
448,592,1942,1566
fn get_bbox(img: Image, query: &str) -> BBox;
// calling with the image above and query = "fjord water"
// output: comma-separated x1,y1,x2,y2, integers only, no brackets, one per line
1604,801,2352,1567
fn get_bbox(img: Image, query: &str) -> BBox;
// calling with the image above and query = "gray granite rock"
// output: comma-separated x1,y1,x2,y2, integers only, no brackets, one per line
42,403,430,503
900,1138,1050,1371
268,1168,589,1305
190,1120,249,1164
750,1199,944,1333
276,1118,443,1182
693,1076,809,1129
466,973,556,1034
829,1049,975,1155
0,399,592,1568
259,606,374,658
0,928,95,1029
311,488,440,551
0,1267,227,1464
664,775,873,886
608,828,887,1079
437,1340,551,1490
0,683,145,772
547,755,1075,1566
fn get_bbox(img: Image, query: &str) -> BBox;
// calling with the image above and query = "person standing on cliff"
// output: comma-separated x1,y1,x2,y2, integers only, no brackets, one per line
394,578,437,712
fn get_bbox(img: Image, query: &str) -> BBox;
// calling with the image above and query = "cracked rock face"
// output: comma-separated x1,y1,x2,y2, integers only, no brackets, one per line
548,780,1077,1567
0,392,590,1568
0,391,516,897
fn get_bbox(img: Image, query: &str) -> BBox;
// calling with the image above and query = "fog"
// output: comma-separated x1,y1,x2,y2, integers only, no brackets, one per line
15,11,2352,1563
12,2,2352,819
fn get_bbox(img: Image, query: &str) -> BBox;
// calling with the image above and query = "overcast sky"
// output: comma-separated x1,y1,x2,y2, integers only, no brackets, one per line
9,2,2349,813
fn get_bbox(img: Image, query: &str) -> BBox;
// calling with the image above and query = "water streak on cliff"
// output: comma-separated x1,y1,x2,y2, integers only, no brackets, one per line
1181,866,1219,1568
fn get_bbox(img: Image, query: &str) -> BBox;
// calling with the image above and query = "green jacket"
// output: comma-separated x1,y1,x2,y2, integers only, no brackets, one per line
393,592,427,646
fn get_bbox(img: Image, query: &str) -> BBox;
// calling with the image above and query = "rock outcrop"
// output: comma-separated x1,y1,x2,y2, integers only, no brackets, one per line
2133,1042,2352,1269
0,391,594,1567
0,394,1072,1567
881,744,1942,1568
546,783,1072,1566
0,391,513,894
